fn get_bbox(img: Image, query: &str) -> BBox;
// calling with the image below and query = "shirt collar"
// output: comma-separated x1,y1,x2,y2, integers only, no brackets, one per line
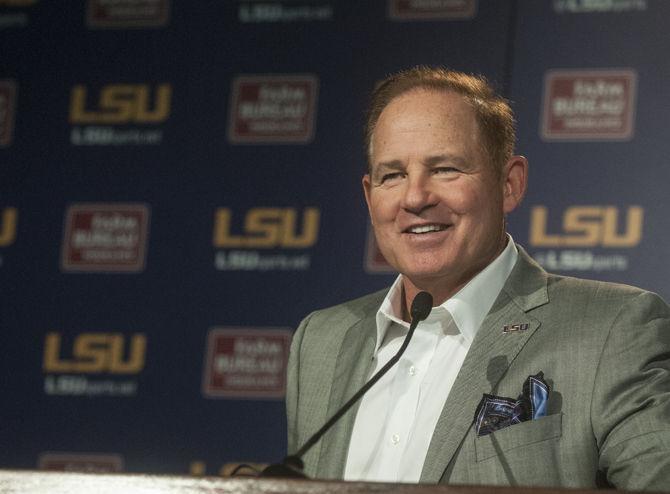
375,236,518,353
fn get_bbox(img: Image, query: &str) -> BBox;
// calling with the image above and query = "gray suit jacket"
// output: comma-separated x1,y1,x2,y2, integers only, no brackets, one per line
286,247,670,490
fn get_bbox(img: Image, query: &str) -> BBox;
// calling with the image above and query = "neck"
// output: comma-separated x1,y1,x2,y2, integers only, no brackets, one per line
401,278,460,321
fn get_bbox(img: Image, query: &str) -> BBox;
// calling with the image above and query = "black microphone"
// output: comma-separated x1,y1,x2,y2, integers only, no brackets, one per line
261,291,434,478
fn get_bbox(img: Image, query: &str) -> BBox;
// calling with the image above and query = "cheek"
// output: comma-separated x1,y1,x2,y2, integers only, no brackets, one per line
448,183,503,227
369,194,397,222
443,184,485,214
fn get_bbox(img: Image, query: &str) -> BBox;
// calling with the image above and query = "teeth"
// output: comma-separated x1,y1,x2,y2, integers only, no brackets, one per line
409,224,445,234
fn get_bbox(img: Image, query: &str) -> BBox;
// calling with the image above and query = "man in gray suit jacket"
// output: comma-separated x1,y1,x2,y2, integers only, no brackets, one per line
286,67,670,490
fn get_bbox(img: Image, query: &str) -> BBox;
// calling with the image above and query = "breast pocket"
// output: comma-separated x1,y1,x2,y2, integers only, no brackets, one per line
475,413,562,462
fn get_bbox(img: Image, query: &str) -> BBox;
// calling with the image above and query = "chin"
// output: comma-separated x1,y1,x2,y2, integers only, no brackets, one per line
400,263,453,281
385,250,456,279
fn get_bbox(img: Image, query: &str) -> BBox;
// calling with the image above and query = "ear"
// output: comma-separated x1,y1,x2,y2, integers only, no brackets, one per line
362,173,374,223
501,155,528,214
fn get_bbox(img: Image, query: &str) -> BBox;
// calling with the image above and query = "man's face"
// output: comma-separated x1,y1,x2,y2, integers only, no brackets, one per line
363,89,521,292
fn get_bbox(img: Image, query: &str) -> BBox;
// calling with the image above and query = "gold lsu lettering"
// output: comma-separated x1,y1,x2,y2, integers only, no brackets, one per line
530,206,643,248
43,333,146,374
69,84,172,124
213,207,320,248
0,207,17,247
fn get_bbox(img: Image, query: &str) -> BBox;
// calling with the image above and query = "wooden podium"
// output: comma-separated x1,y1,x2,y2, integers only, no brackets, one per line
0,470,653,494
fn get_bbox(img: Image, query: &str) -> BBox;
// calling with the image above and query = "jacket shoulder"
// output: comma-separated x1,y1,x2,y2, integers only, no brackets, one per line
300,288,388,337
545,272,668,310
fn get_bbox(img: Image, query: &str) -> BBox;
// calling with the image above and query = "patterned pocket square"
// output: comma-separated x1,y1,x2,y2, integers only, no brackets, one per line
474,372,549,436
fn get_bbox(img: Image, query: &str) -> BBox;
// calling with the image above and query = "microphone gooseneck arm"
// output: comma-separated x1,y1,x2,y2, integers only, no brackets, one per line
261,291,433,477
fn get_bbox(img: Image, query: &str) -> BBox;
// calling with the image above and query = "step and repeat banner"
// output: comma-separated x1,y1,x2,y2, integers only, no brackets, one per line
2,0,668,477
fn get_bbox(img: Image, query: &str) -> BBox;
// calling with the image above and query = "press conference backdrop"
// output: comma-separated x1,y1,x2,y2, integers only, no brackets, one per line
1,0,668,476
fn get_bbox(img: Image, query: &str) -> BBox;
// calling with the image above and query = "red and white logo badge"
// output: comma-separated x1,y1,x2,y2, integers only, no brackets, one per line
388,0,477,20
86,0,170,28
228,75,318,144
38,452,124,472
541,69,636,140
0,80,17,147
202,328,291,399
61,204,150,272
364,223,395,274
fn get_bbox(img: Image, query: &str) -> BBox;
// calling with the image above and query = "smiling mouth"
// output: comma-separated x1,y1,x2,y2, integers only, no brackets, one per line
404,224,450,234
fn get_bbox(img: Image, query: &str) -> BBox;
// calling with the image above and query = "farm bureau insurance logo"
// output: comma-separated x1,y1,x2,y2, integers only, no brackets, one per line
212,207,319,271
364,223,395,274
86,0,170,28
69,83,171,145
228,75,318,143
541,69,636,140
0,79,17,146
202,327,291,399
388,0,477,20
61,204,150,272
38,452,124,473
529,205,643,272
43,332,147,397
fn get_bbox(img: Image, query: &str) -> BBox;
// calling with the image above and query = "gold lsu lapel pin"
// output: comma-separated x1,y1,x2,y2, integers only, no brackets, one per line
502,323,529,333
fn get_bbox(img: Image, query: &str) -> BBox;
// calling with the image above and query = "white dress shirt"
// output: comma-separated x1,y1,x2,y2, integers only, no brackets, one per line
343,238,518,483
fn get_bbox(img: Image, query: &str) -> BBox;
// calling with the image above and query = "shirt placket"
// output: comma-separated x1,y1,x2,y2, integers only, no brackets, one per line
377,326,439,481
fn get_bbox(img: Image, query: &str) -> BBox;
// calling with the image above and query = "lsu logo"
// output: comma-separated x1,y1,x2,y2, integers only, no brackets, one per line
530,206,643,248
213,207,319,249
69,83,172,124
43,333,146,374
0,207,17,247
503,323,529,333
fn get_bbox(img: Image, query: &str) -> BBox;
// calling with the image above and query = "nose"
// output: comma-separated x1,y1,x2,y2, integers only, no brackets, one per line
401,171,436,214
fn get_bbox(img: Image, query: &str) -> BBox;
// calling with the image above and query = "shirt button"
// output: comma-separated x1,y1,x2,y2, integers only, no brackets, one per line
408,366,416,376
391,434,400,445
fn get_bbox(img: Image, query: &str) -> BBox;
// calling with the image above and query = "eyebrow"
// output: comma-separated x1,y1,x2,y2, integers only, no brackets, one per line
424,153,468,167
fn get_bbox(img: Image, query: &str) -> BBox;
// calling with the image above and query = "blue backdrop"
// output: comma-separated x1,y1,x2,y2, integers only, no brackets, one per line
1,0,667,476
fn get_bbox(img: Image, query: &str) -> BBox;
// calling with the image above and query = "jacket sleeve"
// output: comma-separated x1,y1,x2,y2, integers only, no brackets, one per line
593,291,670,490
286,311,315,456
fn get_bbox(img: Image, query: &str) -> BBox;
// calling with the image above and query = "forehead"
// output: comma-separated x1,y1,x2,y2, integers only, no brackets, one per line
377,89,477,133
371,89,483,163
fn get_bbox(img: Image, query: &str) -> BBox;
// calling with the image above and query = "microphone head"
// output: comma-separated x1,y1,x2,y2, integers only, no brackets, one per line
410,291,433,322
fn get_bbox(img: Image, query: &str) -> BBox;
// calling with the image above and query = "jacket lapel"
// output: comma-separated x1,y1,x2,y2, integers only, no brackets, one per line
420,247,550,482
315,298,379,479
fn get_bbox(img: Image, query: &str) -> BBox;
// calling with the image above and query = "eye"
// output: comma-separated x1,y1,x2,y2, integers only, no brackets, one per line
379,172,405,184
433,166,460,175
